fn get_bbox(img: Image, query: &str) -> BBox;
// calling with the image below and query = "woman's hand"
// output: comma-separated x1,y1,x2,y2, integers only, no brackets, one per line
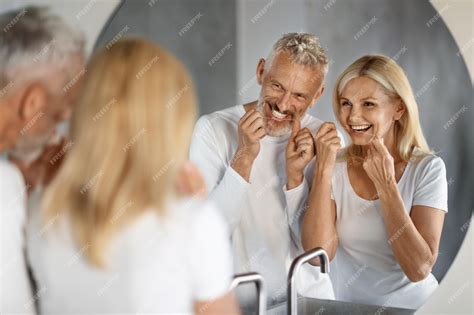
175,161,207,199
314,122,341,174
362,137,396,195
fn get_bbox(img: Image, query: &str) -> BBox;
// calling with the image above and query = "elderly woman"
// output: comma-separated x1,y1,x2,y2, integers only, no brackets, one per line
302,55,447,310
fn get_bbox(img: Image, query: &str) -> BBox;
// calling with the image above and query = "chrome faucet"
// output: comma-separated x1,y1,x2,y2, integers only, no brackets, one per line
231,272,267,315
287,247,330,315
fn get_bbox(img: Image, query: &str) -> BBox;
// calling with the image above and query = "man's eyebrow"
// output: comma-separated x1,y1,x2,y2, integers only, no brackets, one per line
292,91,309,98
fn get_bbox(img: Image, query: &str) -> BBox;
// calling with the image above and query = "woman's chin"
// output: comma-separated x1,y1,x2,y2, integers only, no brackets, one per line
350,137,372,146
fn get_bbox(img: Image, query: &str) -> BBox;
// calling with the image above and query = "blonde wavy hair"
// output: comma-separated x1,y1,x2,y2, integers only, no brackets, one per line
42,38,197,267
333,55,432,162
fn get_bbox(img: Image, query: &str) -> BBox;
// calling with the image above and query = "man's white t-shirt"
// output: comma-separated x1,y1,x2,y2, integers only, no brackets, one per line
330,149,448,309
0,160,35,314
26,198,233,314
190,105,339,307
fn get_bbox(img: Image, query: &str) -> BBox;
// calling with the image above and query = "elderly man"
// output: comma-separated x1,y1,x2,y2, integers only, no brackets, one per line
0,6,85,313
190,33,343,308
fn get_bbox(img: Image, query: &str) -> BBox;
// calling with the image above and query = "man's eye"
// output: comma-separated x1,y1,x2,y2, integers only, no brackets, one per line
272,83,281,89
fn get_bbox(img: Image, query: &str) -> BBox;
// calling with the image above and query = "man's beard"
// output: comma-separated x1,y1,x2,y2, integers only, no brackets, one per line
256,99,300,137
9,129,60,164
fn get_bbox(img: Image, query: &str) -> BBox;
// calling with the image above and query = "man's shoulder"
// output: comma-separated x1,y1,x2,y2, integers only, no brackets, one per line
194,105,243,134
200,105,243,123
0,158,26,212
0,159,24,189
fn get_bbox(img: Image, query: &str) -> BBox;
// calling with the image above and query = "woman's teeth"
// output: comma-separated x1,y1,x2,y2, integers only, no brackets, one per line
350,124,372,132
271,109,288,120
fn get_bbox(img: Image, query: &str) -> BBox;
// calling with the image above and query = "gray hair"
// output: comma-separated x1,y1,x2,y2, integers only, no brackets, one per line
0,6,85,91
267,32,329,75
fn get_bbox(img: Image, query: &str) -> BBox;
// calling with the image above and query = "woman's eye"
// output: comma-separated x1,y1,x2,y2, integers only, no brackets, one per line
341,101,351,107
364,102,375,107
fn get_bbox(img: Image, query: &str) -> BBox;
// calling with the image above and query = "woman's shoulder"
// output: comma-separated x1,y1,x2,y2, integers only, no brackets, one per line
409,148,446,173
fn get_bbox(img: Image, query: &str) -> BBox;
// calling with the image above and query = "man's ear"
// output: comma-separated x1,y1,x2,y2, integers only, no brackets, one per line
394,100,406,121
18,83,48,123
256,58,266,85
310,84,325,108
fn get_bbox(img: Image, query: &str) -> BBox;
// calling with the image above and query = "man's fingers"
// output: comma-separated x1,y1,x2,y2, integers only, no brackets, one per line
240,108,256,122
296,143,312,154
255,128,266,139
244,111,263,130
240,109,259,127
248,116,264,132
294,128,312,142
291,119,301,137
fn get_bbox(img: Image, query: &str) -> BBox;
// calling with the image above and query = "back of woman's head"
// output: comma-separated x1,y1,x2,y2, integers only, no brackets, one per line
43,38,197,267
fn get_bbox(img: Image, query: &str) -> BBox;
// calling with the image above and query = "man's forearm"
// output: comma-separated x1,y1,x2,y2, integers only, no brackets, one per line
230,149,255,182
287,171,304,190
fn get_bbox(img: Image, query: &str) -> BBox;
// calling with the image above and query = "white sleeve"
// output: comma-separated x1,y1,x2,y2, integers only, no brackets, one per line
0,162,35,314
190,116,250,231
412,156,448,212
189,203,233,301
283,179,309,249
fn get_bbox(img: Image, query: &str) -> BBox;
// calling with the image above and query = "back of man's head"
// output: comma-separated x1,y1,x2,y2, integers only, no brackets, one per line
0,6,85,158
0,6,85,93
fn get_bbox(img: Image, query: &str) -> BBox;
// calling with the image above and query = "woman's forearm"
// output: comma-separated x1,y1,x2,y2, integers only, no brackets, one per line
379,182,436,282
302,165,338,262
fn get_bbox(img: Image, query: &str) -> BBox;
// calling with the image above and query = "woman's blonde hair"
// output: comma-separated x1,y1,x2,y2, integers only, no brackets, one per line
333,55,432,162
42,38,197,267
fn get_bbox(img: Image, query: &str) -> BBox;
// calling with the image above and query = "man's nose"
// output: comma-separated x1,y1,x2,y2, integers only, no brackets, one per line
278,91,291,112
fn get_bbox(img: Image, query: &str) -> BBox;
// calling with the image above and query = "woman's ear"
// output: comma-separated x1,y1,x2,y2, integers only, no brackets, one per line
18,83,48,124
256,58,266,85
394,100,406,121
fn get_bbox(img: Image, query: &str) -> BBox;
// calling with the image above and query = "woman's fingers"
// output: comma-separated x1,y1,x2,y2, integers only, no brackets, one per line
176,161,207,198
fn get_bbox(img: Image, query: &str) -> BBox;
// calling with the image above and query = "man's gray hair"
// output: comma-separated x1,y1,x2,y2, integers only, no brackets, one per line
268,33,329,75
0,6,85,89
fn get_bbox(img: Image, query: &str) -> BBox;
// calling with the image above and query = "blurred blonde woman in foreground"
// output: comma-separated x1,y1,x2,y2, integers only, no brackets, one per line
302,55,447,310
26,38,240,314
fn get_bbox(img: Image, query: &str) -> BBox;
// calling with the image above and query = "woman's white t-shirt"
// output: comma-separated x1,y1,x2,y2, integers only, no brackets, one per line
329,150,448,310
26,198,233,314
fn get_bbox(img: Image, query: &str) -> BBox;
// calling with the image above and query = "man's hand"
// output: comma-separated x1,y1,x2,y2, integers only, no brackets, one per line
286,119,315,190
230,109,265,182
